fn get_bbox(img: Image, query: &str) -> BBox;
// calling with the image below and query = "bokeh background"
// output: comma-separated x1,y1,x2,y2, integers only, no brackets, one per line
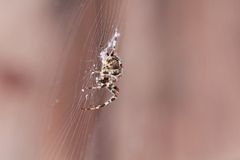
90,0,240,160
0,0,240,160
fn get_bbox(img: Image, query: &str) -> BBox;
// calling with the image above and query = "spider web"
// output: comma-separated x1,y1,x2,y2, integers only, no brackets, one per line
39,0,126,160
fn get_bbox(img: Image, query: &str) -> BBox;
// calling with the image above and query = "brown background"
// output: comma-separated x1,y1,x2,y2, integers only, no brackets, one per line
0,0,240,160
92,0,240,160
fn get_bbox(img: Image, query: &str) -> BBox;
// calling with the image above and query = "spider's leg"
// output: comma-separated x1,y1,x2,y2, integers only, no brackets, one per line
91,70,101,75
107,83,119,95
87,84,106,90
81,84,119,111
82,84,106,92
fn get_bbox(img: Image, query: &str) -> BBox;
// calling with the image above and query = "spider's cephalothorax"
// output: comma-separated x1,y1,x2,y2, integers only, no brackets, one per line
81,29,122,111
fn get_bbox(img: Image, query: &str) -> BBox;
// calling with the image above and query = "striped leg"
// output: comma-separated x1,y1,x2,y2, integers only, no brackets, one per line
81,84,106,92
108,84,119,95
91,70,101,75
81,84,119,111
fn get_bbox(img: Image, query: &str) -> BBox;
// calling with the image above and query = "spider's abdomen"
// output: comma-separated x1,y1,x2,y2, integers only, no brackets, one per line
112,69,121,76
104,56,120,68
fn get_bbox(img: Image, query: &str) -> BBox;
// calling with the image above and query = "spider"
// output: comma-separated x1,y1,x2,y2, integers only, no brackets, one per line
81,29,122,111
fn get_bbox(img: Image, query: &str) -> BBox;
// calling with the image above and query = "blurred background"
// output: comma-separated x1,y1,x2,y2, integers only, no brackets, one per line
1,0,240,160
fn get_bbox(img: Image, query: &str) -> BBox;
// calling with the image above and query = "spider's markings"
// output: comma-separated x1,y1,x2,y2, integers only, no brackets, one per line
81,29,122,111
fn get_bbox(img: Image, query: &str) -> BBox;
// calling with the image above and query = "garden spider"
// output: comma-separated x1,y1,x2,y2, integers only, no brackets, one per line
81,29,122,111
